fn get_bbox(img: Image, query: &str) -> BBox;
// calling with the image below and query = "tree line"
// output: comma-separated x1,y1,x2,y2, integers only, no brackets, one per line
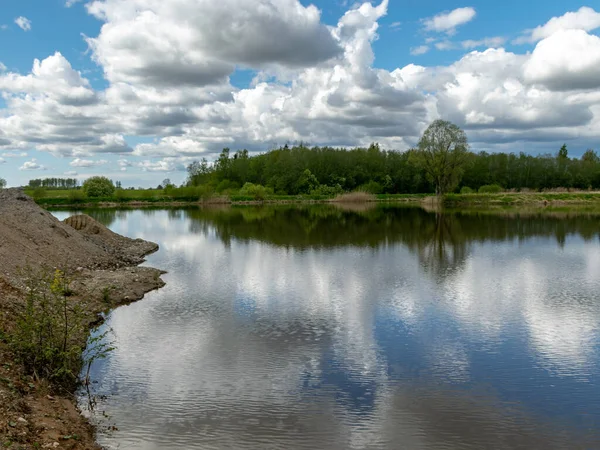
187,122,600,195
28,178,79,189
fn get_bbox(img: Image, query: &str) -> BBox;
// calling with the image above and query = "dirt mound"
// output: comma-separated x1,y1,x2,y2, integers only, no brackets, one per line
0,188,165,449
0,189,157,284
64,214,158,265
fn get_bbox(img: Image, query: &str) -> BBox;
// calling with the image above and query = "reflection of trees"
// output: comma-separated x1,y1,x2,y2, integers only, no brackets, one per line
182,205,600,274
409,213,469,277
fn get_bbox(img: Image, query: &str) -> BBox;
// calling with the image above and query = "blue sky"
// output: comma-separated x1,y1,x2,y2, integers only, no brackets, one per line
1,1,599,187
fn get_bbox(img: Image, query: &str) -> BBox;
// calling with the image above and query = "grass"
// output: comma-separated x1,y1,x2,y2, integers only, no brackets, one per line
25,188,600,208
444,191,600,205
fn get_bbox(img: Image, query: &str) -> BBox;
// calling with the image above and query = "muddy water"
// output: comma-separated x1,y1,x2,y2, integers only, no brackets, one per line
53,206,600,449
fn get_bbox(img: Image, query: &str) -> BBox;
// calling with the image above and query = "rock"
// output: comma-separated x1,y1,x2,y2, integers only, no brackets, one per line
17,416,28,424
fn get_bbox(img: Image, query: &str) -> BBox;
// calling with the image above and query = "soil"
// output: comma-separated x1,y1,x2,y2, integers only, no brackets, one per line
0,188,166,449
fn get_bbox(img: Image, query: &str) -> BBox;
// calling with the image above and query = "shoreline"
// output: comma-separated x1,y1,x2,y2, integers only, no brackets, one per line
0,190,166,449
30,191,600,209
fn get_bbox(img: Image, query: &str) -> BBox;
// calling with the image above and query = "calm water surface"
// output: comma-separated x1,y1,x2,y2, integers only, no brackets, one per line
52,206,600,449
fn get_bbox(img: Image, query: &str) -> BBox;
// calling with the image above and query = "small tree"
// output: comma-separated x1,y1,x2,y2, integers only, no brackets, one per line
83,176,115,198
414,120,470,196
0,177,6,189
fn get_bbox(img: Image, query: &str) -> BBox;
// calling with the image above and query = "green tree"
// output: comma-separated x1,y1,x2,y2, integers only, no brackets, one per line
296,169,320,194
83,176,115,197
187,158,211,186
0,177,6,189
414,120,470,196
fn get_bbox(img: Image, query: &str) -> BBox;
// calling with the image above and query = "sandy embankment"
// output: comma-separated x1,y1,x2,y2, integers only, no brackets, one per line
0,188,165,449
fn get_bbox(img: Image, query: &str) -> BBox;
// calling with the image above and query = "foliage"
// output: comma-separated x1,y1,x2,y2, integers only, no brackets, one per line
28,178,78,189
358,180,383,194
413,120,470,196
239,182,272,200
478,184,503,194
296,169,320,194
460,186,475,194
26,134,600,202
310,184,344,197
83,176,116,198
10,269,114,389
0,177,6,189
183,142,600,196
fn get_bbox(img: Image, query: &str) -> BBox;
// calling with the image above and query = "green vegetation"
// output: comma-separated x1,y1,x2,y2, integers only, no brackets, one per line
22,121,600,206
412,119,470,196
184,128,600,196
0,177,6,189
9,269,113,389
29,177,78,189
83,176,115,198
444,191,600,206
478,184,503,194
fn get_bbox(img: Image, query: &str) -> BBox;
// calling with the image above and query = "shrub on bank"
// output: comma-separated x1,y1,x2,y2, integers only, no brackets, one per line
83,176,115,198
460,186,475,194
10,268,114,388
239,183,272,201
478,184,503,194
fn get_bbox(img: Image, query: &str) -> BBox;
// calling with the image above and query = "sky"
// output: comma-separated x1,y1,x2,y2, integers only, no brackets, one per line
0,1,599,187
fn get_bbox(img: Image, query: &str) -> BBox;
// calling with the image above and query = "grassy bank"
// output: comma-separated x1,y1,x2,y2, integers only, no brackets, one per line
26,188,600,208
27,188,426,207
444,191,600,206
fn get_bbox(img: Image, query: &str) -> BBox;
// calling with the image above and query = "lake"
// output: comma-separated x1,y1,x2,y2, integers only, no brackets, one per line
51,205,600,450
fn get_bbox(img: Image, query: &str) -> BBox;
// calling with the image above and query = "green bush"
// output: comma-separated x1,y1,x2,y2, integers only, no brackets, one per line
460,186,475,194
358,180,383,194
310,184,344,197
239,182,272,200
478,184,503,194
10,268,114,388
83,176,115,198
215,180,240,193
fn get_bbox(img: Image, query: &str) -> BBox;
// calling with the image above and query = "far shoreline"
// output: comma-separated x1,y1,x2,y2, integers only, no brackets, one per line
32,191,600,209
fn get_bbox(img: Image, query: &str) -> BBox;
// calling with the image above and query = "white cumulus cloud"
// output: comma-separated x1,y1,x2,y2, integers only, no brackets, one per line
516,6,600,44
19,158,45,171
14,16,32,31
423,7,476,35
0,2,600,164
524,29,600,91
410,45,429,55
462,36,506,49
70,158,109,167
